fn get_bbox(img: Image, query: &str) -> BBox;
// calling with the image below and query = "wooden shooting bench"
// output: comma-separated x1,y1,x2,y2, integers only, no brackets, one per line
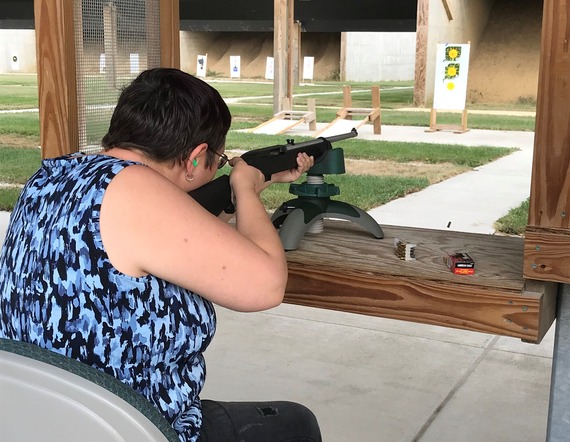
283,221,557,344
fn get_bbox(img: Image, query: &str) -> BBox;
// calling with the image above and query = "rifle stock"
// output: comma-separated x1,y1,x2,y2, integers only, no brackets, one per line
189,128,358,215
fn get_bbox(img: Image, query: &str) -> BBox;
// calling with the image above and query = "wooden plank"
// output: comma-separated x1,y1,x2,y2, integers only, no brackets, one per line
160,0,180,68
34,0,79,158
525,0,570,269
284,221,557,343
441,0,453,21
524,228,570,283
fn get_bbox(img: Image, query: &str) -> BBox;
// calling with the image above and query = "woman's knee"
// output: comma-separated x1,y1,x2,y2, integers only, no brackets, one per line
268,401,321,441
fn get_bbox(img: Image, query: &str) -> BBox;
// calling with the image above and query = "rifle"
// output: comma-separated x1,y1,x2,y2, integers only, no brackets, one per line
189,128,358,216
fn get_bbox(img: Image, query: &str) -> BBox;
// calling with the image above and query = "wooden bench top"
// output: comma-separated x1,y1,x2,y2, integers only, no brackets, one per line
284,221,558,343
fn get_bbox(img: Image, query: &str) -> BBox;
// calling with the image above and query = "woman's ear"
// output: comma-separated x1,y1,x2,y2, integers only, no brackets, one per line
186,143,209,172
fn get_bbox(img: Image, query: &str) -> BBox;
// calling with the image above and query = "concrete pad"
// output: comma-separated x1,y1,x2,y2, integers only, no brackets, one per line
419,349,551,442
202,306,497,442
0,211,11,247
202,306,554,442
367,145,534,234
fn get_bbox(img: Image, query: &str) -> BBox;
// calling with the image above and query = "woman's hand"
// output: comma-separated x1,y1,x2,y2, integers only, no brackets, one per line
269,152,314,184
228,156,267,195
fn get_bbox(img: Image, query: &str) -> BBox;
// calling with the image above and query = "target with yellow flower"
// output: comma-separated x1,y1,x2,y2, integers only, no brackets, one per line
445,46,462,61
445,63,460,79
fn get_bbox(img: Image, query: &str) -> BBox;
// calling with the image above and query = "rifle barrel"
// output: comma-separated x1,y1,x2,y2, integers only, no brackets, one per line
284,128,358,151
318,128,358,143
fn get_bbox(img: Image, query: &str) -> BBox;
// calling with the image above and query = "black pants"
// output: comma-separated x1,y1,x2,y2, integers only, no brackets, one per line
198,400,322,442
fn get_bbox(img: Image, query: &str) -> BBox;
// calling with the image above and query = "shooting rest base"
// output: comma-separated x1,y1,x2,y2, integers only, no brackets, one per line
272,197,384,251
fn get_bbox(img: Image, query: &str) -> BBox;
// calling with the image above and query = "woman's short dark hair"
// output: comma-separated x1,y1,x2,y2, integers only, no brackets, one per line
102,68,232,167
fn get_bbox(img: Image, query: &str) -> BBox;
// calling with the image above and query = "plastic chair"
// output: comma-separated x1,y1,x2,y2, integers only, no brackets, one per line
0,338,180,442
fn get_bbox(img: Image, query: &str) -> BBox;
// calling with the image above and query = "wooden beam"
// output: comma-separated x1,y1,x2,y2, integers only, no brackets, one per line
339,32,347,81
524,0,570,282
273,0,294,114
413,0,429,107
285,222,557,344
160,0,180,68
34,0,79,158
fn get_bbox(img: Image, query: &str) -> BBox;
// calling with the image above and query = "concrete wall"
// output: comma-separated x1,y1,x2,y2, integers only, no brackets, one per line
0,29,36,73
180,31,340,81
423,0,496,104
0,29,406,84
342,32,416,81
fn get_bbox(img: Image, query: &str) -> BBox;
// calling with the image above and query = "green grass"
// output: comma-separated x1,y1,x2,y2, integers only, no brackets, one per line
0,187,22,211
0,113,40,137
260,175,429,211
0,74,38,110
494,198,529,236
0,147,41,184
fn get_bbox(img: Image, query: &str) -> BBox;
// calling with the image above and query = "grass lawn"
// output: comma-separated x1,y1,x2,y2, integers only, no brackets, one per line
0,74,532,234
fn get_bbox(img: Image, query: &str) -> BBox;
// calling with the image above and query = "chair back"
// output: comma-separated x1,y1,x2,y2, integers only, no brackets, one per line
0,338,180,442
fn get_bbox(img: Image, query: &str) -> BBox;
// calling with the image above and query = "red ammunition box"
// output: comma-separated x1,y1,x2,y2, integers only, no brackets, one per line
444,252,475,275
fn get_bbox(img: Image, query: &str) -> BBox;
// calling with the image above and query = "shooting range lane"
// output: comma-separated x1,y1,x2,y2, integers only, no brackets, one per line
283,221,557,344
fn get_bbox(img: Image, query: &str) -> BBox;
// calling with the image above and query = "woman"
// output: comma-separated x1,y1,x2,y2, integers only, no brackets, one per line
0,68,321,441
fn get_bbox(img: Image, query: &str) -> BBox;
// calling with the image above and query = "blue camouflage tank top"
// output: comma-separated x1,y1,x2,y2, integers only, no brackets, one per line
0,154,216,442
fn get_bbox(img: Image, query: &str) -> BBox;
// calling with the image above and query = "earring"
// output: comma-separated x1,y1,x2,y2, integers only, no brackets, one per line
185,172,194,182
192,159,198,167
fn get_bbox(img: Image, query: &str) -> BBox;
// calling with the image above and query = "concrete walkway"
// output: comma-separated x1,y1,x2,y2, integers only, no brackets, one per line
0,123,554,442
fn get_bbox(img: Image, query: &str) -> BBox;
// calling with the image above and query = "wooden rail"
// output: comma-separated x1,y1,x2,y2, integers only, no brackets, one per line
284,221,557,344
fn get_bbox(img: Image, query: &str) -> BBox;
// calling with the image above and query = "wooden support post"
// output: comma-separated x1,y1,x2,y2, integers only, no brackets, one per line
286,0,294,96
413,0,429,107
160,0,180,69
340,32,347,81
371,85,381,135
273,0,294,114
307,98,317,131
292,20,302,86
343,85,352,120
426,108,469,133
34,0,79,158
461,109,468,132
523,0,570,283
